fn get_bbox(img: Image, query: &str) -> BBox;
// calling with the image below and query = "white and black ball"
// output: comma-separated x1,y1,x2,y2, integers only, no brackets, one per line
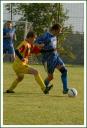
68,88,78,97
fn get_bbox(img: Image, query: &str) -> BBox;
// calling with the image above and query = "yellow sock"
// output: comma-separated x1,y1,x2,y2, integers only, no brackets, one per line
8,79,19,91
35,74,45,92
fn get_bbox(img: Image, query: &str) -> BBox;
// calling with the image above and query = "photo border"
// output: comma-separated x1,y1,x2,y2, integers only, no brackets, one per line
1,1,86,128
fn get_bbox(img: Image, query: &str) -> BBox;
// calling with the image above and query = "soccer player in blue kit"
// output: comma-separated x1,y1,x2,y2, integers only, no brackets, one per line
3,21,16,61
36,24,69,94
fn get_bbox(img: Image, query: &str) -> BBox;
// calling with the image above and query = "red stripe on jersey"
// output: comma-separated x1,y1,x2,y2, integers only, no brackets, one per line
31,45,41,54
24,46,29,58
19,45,25,52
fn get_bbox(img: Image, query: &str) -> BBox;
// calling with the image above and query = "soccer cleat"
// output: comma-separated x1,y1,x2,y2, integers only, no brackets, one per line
44,84,53,94
6,90,15,93
63,88,69,94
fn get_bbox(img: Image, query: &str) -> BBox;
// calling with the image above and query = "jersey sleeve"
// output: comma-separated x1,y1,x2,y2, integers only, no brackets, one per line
35,32,56,51
16,41,30,59
31,45,41,54
35,32,48,44
17,41,25,52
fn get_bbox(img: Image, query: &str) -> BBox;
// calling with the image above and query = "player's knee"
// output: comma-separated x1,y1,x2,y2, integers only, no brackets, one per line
60,66,67,76
17,76,24,82
34,70,38,76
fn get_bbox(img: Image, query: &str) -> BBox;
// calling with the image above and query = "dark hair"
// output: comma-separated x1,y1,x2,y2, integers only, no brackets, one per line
51,23,61,31
26,31,35,38
7,21,13,24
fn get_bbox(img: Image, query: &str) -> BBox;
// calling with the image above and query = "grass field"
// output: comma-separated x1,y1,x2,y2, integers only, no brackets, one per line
3,63,84,125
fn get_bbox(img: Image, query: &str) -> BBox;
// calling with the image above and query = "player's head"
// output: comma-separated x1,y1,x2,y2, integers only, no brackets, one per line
6,21,13,28
50,23,62,36
26,31,36,43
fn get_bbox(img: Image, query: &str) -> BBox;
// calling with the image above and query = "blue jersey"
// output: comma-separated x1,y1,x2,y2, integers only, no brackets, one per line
36,32,59,62
3,27,16,54
3,27,16,47
36,32,64,74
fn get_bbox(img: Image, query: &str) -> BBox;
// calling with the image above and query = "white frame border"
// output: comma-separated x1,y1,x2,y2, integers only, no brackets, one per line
1,1,86,128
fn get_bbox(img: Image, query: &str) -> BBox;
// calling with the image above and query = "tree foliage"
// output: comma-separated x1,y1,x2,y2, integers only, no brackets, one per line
5,3,84,64
6,3,70,34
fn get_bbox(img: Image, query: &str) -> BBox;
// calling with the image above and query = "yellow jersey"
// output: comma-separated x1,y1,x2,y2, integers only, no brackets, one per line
14,40,31,65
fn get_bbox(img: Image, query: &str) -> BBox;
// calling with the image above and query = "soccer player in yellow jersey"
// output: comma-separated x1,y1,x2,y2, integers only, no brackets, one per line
6,31,53,94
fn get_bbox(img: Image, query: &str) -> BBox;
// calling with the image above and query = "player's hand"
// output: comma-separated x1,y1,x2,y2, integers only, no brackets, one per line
21,58,25,61
22,58,28,65
35,44,44,49
38,44,45,48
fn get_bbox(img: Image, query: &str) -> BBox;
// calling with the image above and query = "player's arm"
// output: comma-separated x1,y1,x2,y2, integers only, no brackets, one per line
15,42,25,61
13,28,17,41
40,48,57,53
13,33,17,41
31,45,42,54
34,43,44,48
35,33,47,44
31,45,56,54
15,49,24,61
31,44,55,54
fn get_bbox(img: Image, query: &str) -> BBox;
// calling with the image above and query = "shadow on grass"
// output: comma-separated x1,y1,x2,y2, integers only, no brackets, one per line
3,91,42,97
3,91,68,98
49,94,68,98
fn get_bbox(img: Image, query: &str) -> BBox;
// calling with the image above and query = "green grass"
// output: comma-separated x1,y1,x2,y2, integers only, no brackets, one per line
3,63,84,125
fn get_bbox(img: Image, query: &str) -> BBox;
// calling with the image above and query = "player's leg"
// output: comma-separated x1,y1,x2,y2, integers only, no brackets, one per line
44,74,53,94
56,57,69,94
34,71,53,94
3,49,7,61
10,53,15,62
21,65,46,93
3,43,7,56
8,45,15,62
44,73,53,87
43,61,54,93
6,73,24,93
3,46,8,62
22,64,52,94
43,62,53,87
28,67,45,92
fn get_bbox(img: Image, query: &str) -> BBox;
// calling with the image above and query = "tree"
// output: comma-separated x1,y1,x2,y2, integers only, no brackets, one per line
5,3,70,34
5,3,77,62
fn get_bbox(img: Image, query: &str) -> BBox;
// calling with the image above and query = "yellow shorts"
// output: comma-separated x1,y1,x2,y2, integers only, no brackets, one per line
12,61,31,77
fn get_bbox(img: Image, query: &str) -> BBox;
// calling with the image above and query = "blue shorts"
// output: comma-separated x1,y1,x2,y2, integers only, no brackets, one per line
43,55,64,74
3,43,15,54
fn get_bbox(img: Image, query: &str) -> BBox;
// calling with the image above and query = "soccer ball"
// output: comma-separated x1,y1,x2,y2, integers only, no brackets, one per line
68,88,78,97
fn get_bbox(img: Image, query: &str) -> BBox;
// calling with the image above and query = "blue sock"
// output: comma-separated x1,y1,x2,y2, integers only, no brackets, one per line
44,79,49,87
61,71,68,91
